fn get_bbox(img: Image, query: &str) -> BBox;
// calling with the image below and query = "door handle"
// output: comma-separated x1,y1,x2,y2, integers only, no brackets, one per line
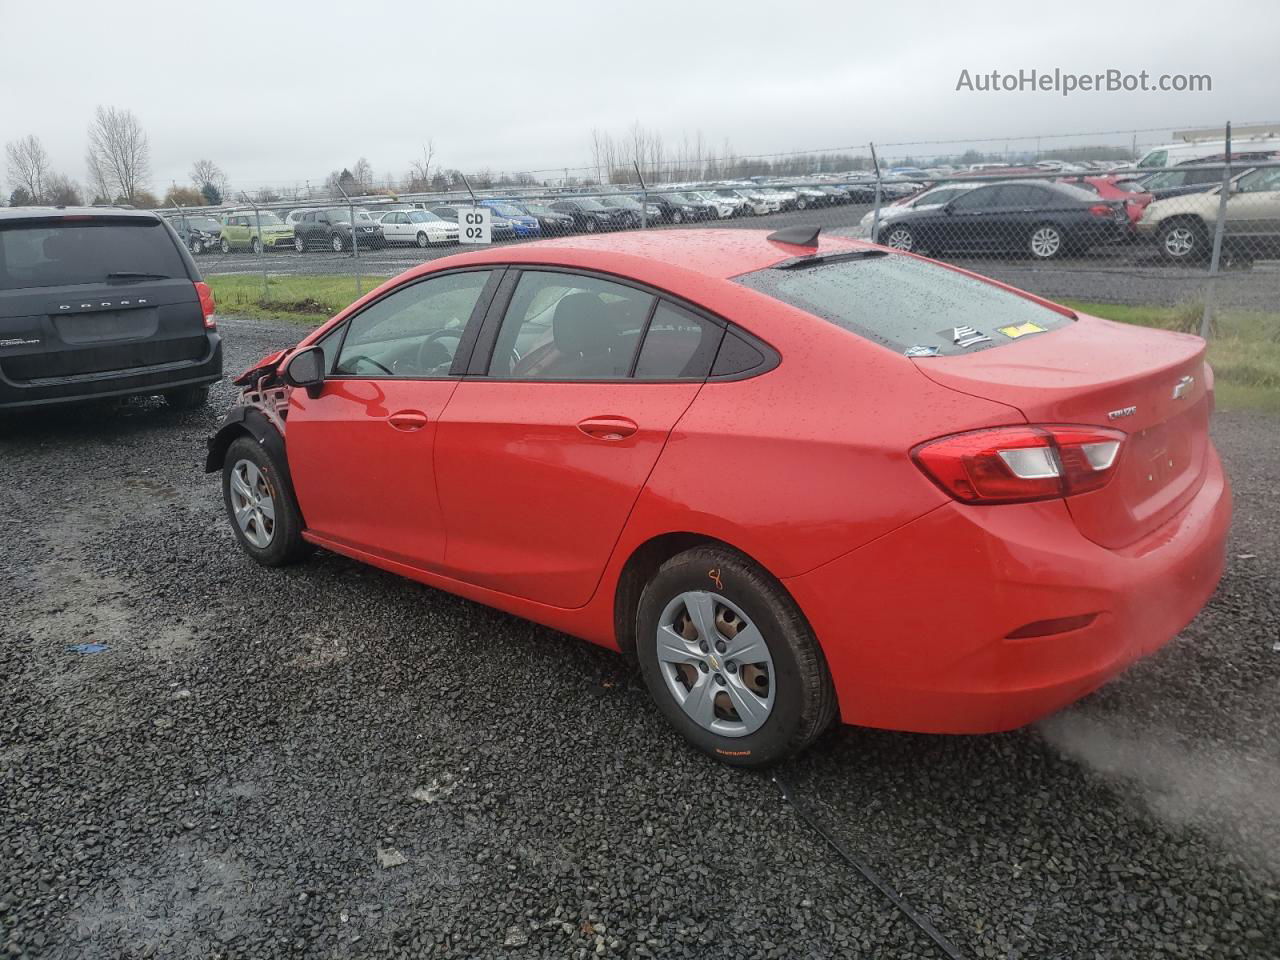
577,415,638,441
388,410,429,432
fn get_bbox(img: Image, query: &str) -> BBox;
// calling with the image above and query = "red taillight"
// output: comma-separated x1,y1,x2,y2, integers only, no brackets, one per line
1088,203,1113,218
912,425,1125,505
195,281,216,330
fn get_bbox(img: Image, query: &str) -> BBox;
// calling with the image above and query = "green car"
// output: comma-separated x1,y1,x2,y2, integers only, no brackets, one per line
219,211,295,253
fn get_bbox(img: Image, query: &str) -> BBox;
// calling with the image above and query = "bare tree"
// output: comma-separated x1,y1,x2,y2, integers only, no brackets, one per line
409,139,435,189
351,157,374,192
86,106,151,203
190,159,226,193
45,174,83,206
5,135,50,201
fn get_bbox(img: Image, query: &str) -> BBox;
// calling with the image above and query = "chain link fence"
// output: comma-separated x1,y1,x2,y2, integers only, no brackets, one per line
161,121,1280,334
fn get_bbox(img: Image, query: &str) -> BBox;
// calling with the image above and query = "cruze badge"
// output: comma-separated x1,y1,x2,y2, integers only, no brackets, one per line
1171,375,1195,400
1108,406,1137,420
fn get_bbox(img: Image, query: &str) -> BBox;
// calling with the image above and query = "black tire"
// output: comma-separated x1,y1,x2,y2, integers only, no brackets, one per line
220,237,232,254
1158,218,1209,262
331,233,345,252
251,236,263,255
636,546,837,768
584,218,597,233
163,384,209,409
416,231,429,248
294,235,306,253
221,436,311,567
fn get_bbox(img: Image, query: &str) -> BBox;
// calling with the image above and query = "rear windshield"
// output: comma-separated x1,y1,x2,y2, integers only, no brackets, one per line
736,252,1073,356
0,219,188,291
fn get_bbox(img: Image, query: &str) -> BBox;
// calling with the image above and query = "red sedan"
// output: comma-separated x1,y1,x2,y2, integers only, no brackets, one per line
1059,175,1155,229
207,227,1231,766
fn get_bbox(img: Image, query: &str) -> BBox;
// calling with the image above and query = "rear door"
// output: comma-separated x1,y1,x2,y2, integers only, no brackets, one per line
0,215,206,386
935,185,1003,251
284,268,500,568
433,269,723,608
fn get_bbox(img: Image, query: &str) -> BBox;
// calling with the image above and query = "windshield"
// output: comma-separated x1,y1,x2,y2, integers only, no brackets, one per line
0,219,188,291
487,203,524,217
324,208,352,223
237,211,283,225
179,217,222,231
736,252,1073,356
575,198,608,211
522,203,554,216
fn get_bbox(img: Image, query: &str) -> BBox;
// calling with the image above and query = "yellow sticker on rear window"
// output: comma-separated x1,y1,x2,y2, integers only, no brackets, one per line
996,321,1047,340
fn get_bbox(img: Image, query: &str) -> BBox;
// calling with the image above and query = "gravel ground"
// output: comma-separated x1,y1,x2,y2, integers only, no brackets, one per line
198,204,1280,312
1,315,1277,960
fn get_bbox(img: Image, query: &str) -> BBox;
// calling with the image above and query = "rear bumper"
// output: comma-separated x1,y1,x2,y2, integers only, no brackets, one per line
0,332,222,408
784,444,1232,733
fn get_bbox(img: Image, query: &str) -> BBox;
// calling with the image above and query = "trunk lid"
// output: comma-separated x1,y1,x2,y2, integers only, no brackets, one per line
914,315,1210,549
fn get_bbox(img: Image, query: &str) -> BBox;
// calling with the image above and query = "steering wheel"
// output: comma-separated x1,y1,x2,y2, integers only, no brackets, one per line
415,328,464,373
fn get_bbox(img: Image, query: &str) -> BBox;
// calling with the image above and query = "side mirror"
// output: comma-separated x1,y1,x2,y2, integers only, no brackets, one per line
282,345,325,398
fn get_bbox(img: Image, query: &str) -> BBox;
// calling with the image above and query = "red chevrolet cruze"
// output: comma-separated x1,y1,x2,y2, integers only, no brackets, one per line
207,227,1231,766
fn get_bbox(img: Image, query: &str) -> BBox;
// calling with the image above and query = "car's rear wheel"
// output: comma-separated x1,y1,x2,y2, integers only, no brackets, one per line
881,224,915,251
636,546,836,767
190,239,203,255
220,237,231,254
222,436,310,567
671,211,683,224
1028,223,1064,260
797,197,808,210
1158,218,1208,261
584,218,597,233
294,235,305,253
416,231,430,248
163,385,208,409
331,233,345,252
251,237,263,255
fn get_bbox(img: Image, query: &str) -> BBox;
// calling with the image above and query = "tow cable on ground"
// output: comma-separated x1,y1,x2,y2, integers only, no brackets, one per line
772,774,965,960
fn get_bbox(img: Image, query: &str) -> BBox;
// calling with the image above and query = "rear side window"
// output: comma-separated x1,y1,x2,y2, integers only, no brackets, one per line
633,302,723,379
0,220,188,291
736,253,1073,357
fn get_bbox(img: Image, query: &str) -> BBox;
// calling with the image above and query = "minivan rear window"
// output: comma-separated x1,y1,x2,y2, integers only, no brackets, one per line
736,252,1073,356
0,219,188,291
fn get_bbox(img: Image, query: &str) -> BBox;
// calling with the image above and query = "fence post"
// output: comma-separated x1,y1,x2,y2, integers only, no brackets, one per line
868,143,883,242
240,193,269,302
634,161,649,229
336,182,361,299
1199,121,1232,339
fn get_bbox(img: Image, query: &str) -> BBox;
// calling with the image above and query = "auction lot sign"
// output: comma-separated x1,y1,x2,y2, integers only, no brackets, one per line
459,206,492,244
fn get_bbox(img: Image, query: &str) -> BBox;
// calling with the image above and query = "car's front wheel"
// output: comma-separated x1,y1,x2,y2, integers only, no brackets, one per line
880,224,915,251
636,546,836,767
190,239,203,255
416,231,430,248
294,235,306,253
331,233,345,252
222,436,310,567
251,236,263,255
220,237,232,254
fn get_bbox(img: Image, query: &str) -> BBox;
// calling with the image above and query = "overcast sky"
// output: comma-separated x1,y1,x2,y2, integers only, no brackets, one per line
2,0,1276,193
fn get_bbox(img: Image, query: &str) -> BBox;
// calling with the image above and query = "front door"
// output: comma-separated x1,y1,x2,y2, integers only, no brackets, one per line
434,270,722,608
285,268,499,569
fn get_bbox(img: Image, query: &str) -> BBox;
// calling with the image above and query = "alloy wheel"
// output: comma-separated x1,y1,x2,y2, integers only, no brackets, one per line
1030,226,1062,259
1163,226,1196,258
655,591,775,737
884,227,914,251
417,232,429,248
229,459,276,549
331,234,344,252
294,236,305,253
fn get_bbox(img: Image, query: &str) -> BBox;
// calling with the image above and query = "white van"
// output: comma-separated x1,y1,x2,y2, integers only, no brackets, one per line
1135,125,1280,169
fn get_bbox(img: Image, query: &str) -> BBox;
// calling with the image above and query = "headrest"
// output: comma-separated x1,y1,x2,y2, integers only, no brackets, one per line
553,292,618,356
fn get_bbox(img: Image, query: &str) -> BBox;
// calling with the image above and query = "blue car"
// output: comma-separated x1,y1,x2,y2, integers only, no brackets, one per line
479,200,542,238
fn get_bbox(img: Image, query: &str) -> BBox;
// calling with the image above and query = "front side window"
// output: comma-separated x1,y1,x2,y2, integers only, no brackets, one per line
334,270,492,378
1235,167,1280,193
489,271,654,380
1138,149,1168,169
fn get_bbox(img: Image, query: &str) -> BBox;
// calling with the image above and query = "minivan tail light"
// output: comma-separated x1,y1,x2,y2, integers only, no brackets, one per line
194,281,216,330
912,425,1126,504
